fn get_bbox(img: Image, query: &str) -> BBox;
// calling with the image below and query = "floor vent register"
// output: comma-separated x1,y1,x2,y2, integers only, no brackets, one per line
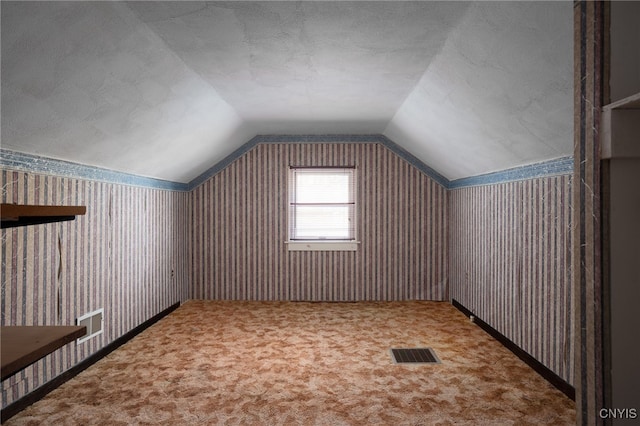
390,348,440,364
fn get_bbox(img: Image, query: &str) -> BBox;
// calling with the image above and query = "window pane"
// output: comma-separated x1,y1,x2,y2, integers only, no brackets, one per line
295,172,352,203
293,205,353,239
289,167,356,242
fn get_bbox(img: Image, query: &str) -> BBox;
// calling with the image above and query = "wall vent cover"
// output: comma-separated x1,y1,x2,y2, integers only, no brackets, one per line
391,348,440,364
76,308,104,344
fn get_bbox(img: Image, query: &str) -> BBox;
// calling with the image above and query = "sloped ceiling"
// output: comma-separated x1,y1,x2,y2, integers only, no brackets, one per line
1,1,573,183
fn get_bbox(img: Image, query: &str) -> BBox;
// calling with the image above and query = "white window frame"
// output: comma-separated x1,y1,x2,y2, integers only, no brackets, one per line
287,167,358,251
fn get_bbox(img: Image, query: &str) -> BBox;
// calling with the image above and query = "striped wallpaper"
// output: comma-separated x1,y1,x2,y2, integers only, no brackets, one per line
191,142,448,301
2,140,577,410
1,170,190,408
448,174,574,384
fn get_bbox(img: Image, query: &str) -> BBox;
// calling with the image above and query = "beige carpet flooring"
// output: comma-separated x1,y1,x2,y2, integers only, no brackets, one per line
5,300,576,425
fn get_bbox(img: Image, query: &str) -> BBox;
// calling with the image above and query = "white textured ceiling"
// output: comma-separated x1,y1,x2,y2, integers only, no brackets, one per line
1,1,573,183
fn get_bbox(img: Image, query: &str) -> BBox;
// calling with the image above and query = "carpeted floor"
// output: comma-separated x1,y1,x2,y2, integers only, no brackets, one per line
5,300,576,425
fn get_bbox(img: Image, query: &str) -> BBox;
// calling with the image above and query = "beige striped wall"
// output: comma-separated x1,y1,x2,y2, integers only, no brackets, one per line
1,170,190,407
191,142,448,301
2,141,576,409
448,175,574,384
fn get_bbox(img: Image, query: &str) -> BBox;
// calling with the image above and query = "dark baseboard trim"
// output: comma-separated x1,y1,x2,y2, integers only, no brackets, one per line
451,299,575,401
1,302,181,423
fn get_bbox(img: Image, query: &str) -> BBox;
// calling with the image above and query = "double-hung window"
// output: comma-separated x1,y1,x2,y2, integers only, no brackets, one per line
287,167,357,251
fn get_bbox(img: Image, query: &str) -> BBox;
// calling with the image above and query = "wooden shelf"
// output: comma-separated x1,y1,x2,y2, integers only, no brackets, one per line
1,204,88,379
600,93,640,160
601,91,640,159
1,326,87,380
1,204,86,228
603,91,640,110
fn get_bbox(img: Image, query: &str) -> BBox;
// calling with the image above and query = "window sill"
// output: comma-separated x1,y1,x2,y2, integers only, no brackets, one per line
286,241,359,251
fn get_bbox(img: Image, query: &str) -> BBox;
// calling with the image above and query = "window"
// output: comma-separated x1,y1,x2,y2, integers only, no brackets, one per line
287,167,357,251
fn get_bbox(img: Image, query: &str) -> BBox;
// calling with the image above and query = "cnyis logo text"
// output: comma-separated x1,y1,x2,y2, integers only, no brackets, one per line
599,408,638,419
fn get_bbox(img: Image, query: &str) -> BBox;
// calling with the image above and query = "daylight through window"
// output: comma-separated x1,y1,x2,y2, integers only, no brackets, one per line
288,167,356,242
